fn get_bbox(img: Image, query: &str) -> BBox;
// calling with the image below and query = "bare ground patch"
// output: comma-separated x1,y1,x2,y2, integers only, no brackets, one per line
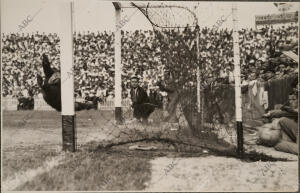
145,156,298,191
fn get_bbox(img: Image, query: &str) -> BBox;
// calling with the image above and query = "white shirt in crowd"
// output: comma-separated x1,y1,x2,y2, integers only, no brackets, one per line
22,89,29,97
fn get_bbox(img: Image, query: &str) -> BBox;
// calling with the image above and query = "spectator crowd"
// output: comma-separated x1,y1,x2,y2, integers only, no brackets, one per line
156,24,298,89
2,24,298,104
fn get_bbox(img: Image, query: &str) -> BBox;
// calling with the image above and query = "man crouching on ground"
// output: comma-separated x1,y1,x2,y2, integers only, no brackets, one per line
130,75,155,124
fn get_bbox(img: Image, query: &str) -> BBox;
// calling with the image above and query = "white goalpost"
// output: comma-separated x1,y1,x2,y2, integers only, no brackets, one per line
113,2,123,124
232,3,244,157
58,1,124,152
59,1,76,152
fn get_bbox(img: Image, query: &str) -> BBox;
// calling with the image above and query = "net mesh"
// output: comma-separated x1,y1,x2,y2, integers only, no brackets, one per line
95,2,296,161
131,2,198,28
131,2,216,133
95,2,241,157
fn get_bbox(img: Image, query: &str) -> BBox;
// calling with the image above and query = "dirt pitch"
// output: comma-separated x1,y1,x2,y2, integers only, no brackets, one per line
1,110,298,191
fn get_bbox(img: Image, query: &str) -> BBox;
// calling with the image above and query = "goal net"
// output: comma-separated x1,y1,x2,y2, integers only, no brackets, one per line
94,2,295,161
132,2,238,142
91,2,242,158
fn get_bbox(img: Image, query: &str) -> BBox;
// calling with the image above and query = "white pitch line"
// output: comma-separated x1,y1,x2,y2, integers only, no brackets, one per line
3,154,65,191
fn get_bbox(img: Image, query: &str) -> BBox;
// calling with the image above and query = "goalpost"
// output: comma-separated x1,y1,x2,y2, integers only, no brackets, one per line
59,1,76,152
232,3,244,157
113,2,123,124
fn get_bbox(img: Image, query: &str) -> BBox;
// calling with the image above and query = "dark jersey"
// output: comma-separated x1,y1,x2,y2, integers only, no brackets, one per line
38,54,96,112
40,73,62,111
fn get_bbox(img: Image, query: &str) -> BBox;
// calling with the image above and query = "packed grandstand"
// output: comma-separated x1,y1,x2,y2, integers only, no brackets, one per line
2,24,298,106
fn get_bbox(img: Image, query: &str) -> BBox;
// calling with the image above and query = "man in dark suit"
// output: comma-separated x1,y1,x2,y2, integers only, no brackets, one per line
37,54,97,111
130,76,155,123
